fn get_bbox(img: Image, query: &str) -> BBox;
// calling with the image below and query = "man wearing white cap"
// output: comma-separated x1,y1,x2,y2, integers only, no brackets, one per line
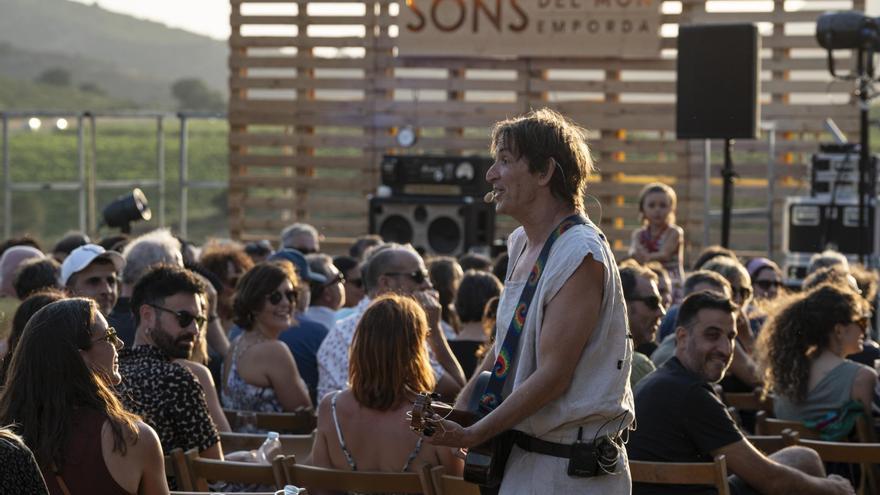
61,244,125,316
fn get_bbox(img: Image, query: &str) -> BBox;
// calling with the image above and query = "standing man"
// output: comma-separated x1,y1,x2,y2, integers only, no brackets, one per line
61,243,125,316
424,109,634,493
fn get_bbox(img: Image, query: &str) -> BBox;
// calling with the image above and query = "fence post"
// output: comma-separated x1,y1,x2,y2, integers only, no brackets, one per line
2,114,9,239
157,115,166,228
179,114,189,239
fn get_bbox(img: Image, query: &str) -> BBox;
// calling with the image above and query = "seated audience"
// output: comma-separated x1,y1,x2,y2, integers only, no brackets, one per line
280,222,321,254
199,241,254,332
310,295,463,477
691,244,737,271
317,244,464,401
51,231,90,263
458,252,493,273
746,257,784,302
304,254,345,332
757,284,877,429
451,270,502,378
427,256,464,338
223,261,311,420
0,298,167,494
0,290,65,386
646,261,672,311
620,262,665,384
12,257,61,300
628,292,855,495
61,244,125,316
111,229,185,347
0,245,45,346
348,234,383,261
653,270,732,367
333,255,365,321
0,427,47,494
244,239,274,264
808,249,850,275
116,264,222,465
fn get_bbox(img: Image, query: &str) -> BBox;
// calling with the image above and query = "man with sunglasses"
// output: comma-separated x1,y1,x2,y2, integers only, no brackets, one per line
116,264,223,479
316,243,465,402
620,262,666,386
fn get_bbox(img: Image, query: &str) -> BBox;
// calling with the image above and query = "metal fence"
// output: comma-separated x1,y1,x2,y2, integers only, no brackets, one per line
0,111,227,242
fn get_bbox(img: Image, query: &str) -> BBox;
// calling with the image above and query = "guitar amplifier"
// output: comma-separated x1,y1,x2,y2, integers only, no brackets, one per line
380,155,493,197
810,144,878,199
783,196,879,256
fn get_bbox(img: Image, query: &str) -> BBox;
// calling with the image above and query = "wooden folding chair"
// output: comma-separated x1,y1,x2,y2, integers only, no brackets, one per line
224,408,317,434
280,455,425,494
721,389,774,415
784,431,880,495
754,411,820,439
630,455,731,495
423,465,480,495
220,431,315,460
170,447,286,492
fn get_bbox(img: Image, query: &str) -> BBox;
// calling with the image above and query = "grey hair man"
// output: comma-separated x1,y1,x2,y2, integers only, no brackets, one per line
280,223,321,254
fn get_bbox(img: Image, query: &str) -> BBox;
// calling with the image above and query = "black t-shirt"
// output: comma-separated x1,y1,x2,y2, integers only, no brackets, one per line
628,357,744,495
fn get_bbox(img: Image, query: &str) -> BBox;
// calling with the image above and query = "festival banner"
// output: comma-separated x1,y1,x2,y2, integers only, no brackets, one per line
398,0,663,58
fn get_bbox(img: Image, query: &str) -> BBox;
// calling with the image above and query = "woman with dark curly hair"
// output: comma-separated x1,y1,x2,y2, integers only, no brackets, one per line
310,294,462,475
756,284,877,425
222,261,311,423
0,298,167,494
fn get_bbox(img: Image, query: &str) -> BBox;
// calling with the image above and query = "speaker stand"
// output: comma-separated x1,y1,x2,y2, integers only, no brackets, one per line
857,46,872,264
721,138,737,248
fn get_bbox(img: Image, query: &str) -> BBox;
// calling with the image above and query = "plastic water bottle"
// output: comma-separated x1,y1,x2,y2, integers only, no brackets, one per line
257,431,282,464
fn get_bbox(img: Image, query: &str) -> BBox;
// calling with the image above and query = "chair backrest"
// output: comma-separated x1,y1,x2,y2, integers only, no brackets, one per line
721,389,774,415
221,431,315,460
170,492,276,495
224,408,317,434
171,448,286,491
281,455,425,494
629,455,731,495
425,465,480,495
754,411,820,439
784,430,880,495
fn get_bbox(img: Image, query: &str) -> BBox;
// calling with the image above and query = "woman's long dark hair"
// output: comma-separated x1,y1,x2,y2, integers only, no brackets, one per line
0,298,140,469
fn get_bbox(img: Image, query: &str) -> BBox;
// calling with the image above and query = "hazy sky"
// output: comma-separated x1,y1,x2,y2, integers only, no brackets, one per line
69,0,877,41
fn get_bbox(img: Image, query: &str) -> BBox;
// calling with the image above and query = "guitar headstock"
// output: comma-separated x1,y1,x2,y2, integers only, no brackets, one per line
410,392,439,436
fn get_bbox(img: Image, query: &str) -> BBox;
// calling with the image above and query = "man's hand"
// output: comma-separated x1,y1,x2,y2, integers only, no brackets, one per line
825,474,855,495
413,289,443,328
418,414,483,449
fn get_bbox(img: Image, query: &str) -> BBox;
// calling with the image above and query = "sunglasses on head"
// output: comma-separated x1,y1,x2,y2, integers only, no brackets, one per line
754,280,782,290
91,326,123,348
267,290,297,305
148,303,207,328
630,295,663,311
384,270,428,284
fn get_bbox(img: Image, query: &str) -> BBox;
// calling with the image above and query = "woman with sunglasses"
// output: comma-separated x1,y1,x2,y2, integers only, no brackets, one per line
0,298,168,494
757,284,877,430
223,261,311,427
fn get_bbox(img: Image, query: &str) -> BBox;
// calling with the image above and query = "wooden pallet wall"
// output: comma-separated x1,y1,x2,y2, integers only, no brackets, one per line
228,0,862,261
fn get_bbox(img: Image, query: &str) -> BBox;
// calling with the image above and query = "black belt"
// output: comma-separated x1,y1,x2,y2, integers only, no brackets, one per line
511,430,576,459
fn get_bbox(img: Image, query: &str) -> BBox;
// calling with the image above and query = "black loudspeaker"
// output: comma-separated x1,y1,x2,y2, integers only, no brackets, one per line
368,196,495,256
783,196,878,255
380,155,493,197
676,24,761,139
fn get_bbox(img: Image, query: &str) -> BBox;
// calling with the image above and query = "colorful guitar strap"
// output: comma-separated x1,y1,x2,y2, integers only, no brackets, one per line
478,214,587,417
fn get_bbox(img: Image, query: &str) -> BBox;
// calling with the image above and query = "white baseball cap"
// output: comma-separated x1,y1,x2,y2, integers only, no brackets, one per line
61,244,125,286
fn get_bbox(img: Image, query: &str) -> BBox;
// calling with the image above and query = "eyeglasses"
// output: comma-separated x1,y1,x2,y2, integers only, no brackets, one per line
384,270,428,284
91,326,123,348
148,303,207,328
267,290,297,305
629,295,663,311
852,316,870,332
754,280,782,290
